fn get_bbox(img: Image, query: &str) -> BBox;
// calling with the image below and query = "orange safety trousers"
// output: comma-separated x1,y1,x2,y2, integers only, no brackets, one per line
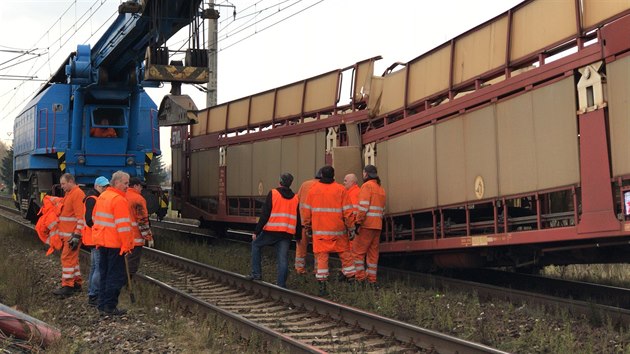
294,229,309,274
60,237,82,287
314,234,355,281
315,250,354,282
352,228,381,283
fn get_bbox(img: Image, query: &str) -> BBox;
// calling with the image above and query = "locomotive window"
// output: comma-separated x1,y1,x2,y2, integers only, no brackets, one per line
92,108,126,127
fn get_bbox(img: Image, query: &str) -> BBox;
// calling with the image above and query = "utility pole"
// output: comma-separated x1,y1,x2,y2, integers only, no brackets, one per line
203,1,220,107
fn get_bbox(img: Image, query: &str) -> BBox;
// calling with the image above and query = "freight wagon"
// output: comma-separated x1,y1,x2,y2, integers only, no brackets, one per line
167,0,630,270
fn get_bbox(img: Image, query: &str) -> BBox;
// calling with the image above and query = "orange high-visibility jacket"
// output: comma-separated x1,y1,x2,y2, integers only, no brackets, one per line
58,186,86,239
92,187,134,255
297,179,318,221
81,195,98,246
126,188,153,246
302,181,354,253
35,195,64,255
356,179,386,230
263,189,299,234
347,184,360,215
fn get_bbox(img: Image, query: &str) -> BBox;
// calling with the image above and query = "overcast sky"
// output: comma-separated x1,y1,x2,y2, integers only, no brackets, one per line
0,0,523,165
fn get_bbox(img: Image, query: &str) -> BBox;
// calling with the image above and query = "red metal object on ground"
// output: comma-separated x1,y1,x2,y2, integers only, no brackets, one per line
0,302,61,348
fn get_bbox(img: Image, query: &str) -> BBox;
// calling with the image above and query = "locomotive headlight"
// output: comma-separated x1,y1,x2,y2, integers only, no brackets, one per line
77,156,86,165
126,157,135,166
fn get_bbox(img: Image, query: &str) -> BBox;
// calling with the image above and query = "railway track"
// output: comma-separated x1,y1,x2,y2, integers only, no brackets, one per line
151,216,630,327
139,248,505,353
0,203,505,353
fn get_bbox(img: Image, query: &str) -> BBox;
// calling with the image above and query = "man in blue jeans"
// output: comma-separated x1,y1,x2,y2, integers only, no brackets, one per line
246,173,301,288
83,176,109,306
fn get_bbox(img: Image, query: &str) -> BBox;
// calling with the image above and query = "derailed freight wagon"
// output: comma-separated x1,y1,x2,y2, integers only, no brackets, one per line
168,0,630,270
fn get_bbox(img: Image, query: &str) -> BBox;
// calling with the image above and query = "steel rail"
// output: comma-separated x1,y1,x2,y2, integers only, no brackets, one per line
143,247,507,354
133,273,326,354
150,217,630,327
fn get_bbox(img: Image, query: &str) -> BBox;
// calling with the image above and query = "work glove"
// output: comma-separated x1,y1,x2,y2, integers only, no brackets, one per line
146,239,155,248
68,234,81,250
348,227,356,241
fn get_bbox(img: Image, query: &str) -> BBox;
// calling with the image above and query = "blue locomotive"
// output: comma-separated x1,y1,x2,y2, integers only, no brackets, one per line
12,59,159,219
12,0,208,220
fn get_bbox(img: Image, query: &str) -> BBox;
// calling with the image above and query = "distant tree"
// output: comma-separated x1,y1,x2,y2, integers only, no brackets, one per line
148,154,168,185
1,145,13,192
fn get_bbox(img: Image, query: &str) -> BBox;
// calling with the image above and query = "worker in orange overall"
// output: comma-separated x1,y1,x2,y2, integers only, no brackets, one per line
302,166,355,296
52,173,86,297
294,168,321,275
126,177,154,277
353,165,386,284
92,171,134,316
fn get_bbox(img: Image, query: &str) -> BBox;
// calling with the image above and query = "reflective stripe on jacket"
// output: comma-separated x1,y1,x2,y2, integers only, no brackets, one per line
263,189,299,234
302,181,354,253
92,187,134,254
356,179,386,230
126,188,153,246
58,185,86,238
298,179,318,221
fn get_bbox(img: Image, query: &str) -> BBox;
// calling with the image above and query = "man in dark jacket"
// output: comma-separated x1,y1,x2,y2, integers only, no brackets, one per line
246,172,301,288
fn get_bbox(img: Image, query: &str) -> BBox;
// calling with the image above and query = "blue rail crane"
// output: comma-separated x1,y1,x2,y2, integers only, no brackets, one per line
13,0,208,220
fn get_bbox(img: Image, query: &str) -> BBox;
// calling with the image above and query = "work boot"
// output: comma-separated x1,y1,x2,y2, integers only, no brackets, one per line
52,286,74,297
88,296,98,307
318,281,328,297
99,307,127,317
245,274,261,281
73,283,82,292
337,272,355,282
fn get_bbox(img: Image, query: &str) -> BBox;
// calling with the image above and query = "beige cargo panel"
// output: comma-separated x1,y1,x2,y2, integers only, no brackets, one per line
381,126,437,213
191,110,208,137
191,149,219,197
315,130,326,169
295,131,325,188
376,141,389,199
172,147,182,183
379,68,406,115
252,139,282,196
332,146,363,187
583,0,630,29
532,78,579,189
275,82,304,119
189,152,199,196
407,45,450,105
250,91,274,126
436,117,466,206
354,60,375,102
607,56,630,177
280,136,299,181
497,93,537,195
304,72,338,113
367,77,384,117
208,105,227,133
510,0,576,61
227,98,249,129
463,106,499,201
226,144,253,195
453,15,508,85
